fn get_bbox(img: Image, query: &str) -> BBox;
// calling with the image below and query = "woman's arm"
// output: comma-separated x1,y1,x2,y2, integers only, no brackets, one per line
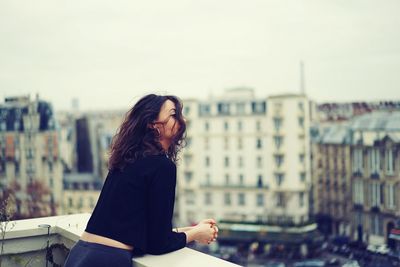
173,226,194,233
174,218,216,233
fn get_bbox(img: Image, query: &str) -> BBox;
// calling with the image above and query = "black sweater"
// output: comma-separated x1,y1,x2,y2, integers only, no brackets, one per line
85,154,187,255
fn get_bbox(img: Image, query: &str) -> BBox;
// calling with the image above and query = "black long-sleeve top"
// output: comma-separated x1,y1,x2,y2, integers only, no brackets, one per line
85,154,187,255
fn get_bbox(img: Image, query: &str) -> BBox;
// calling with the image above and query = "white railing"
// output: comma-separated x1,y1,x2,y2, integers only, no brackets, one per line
1,214,241,267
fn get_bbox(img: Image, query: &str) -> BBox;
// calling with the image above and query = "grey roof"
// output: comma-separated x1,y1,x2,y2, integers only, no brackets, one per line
350,111,400,131
318,123,351,144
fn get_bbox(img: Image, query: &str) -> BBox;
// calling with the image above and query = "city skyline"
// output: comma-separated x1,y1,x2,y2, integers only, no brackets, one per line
1,0,400,110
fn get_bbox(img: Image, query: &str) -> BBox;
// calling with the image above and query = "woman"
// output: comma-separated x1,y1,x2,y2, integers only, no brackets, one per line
64,94,218,267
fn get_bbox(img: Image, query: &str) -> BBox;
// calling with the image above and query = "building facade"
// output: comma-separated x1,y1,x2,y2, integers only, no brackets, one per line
63,173,102,214
350,112,400,250
177,89,314,245
312,111,400,251
0,95,63,217
311,123,352,237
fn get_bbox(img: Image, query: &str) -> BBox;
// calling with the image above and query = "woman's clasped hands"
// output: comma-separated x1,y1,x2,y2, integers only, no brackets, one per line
192,218,218,245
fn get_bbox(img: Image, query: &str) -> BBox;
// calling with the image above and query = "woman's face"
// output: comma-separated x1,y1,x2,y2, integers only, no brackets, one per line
154,99,181,140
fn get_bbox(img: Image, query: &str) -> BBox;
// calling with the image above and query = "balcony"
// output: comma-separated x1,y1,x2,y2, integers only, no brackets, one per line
1,213,241,267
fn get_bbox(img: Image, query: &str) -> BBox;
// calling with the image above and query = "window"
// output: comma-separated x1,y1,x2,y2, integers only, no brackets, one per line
387,183,396,209
78,197,83,209
89,197,95,208
239,174,244,185
217,102,230,115
256,138,262,149
299,154,305,163
204,121,210,132
256,194,264,207
184,106,190,116
298,102,304,111
225,174,230,185
185,190,195,205
185,172,193,183
353,179,364,204
300,172,306,182
224,121,229,131
200,104,211,115
370,182,382,207
273,117,282,131
385,149,394,175
257,175,263,188
298,117,304,128
204,138,209,150
224,193,231,206
224,157,230,167
252,101,266,114
274,155,284,167
27,148,34,159
15,161,20,175
186,137,192,148
205,192,212,205
238,138,243,150
238,193,245,206
256,121,261,131
275,173,284,186
276,193,285,207
370,214,383,236
274,136,283,149
257,156,262,168
238,156,243,167
352,148,364,174
299,192,305,207
236,102,246,115
224,137,229,149
184,154,193,165
205,156,210,167
206,173,211,185
369,148,380,174
238,121,243,131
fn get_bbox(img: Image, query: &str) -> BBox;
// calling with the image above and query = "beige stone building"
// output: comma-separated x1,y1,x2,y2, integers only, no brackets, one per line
311,123,352,236
350,113,400,249
312,111,400,251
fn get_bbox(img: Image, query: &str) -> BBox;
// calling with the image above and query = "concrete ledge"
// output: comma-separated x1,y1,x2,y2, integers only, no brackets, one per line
2,214,242,267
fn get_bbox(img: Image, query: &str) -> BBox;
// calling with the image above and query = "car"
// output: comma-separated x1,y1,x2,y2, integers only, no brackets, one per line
366,244,378,253
367,244,390,255
375,244,390,255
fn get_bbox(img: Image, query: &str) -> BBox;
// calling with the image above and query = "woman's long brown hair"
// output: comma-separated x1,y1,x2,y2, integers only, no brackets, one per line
108,94,186,171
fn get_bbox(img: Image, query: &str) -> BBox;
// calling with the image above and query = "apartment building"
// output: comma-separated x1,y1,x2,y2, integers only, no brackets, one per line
0,95,63,217
350,112,400,250
311,123,352,236
177,88,314,245
312,111,400,251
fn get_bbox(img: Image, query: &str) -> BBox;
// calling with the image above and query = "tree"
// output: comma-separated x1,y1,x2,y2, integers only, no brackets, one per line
26,180,57,218
0,192,16,267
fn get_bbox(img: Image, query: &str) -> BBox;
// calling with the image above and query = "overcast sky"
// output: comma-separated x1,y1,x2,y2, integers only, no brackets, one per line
1,0,399,111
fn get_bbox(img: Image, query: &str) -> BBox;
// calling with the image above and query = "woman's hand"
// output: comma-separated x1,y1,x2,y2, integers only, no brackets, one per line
184,218,218,245
192,223,218,244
